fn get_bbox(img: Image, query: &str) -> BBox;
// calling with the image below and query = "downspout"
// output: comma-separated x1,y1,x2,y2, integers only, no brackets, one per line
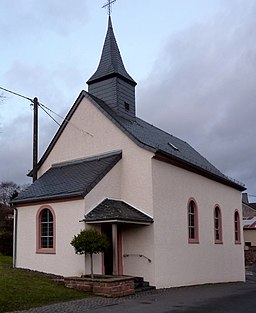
13,207,18,268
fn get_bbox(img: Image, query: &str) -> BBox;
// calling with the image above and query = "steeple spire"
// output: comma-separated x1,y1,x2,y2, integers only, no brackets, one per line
102,0,116,16
87,17,137,120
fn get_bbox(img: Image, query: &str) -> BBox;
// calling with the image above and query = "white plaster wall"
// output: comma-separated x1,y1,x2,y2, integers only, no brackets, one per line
244,230,256,246
16,200,86,276
16,93,156,277
152,159,245,288
38,96,154,217
122,224,156,285
16,162,124,276
83,161,121,215
82,157,156,284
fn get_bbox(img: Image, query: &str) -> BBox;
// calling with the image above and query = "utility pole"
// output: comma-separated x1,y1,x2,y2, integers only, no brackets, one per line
33,97,38,183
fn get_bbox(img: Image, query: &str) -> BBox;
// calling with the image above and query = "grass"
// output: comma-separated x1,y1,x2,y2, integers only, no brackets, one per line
0,255,90,313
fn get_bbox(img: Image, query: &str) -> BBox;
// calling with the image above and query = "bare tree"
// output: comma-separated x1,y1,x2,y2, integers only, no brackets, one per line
0,181,29,205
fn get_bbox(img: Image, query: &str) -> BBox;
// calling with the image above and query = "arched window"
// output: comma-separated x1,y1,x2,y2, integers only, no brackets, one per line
36,206,56,253
214,206,223,244
234,210,241,244
188,200,199,243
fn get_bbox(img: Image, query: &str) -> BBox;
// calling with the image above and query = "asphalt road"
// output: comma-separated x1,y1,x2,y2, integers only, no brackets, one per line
10,280,256,313
91,282,256,313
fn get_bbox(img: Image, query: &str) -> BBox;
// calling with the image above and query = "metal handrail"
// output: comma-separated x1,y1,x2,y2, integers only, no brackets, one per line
123,253,151,263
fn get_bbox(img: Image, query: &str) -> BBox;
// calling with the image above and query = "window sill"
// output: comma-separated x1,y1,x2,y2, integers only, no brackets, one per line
36,249,56,254
188,240,199,244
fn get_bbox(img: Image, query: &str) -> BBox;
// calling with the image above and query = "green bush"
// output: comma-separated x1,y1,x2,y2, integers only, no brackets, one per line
71,228,109,278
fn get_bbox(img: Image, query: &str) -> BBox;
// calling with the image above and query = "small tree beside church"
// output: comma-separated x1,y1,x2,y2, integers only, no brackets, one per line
70,228,109,279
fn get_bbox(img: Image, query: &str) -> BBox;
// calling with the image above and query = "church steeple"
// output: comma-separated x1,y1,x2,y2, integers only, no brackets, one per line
87,16,137,119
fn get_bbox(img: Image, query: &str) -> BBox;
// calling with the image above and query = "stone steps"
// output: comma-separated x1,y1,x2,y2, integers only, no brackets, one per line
134,276,156,293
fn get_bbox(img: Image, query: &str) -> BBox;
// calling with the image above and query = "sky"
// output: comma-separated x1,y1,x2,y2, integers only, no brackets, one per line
0,0,256,199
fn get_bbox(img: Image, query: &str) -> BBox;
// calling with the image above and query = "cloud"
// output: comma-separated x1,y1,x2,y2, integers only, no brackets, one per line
0,114,32,185
0,60,85,184
0,0,89,37
4,60,84,103
138,0,256,193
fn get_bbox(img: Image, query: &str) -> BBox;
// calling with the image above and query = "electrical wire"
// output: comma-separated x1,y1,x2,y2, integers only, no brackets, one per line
0,85,94,137
38,103,61,127
39,101,93,137
0,86,33,102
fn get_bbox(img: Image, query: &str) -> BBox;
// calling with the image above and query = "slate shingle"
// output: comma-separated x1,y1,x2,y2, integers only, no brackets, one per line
13,151,122,204
87,93,245,190
87,17,136,120
85,199,153,224
87,17,136,86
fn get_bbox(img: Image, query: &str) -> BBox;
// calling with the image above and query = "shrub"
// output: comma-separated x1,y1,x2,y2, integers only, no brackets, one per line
71,229,109,278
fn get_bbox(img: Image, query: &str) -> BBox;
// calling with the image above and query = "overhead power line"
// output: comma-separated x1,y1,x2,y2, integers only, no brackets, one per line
0,86,33,102
38,103,61,127
38,101,93,137
0,85,93,137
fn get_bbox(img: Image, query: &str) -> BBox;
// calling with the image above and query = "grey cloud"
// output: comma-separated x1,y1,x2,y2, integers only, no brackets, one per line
0,114,32,185
4,60,84,106
0,0,89,37
138,0,256,194
1,60,84,184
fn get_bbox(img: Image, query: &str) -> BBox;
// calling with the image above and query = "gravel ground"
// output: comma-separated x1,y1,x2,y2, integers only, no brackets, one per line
8,289,163,313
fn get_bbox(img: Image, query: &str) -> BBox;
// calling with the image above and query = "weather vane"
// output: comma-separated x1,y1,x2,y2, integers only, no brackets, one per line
102,0,117,16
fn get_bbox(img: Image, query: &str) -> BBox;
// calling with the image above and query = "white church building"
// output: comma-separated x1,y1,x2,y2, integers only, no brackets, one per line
12,16,246,289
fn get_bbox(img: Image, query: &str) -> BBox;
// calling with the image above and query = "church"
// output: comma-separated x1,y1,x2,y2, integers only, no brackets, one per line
12,13,246,288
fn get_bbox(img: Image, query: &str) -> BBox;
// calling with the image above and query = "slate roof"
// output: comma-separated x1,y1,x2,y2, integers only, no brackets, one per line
85,199,153,225
249,203,256,210
32,90,245,192
13,151,122,205
87,17,136,86
87,93,245,191
244,216,256,229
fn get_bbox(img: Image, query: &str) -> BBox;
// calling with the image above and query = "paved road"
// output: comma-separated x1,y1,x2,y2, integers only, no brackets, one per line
9,279,256,313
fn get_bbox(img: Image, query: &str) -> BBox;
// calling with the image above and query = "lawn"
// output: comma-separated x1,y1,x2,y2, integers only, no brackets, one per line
0,255,90,313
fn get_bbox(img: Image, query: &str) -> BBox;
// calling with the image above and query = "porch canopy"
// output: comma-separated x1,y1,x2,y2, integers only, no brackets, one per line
84,199,153,275
84,199,153,225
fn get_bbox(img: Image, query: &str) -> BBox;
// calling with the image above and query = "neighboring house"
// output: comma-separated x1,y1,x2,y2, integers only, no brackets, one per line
12,17,246,288
242,193,256,218
242,193,256,265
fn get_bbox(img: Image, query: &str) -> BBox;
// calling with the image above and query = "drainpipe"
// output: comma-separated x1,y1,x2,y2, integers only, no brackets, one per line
13,207,18,268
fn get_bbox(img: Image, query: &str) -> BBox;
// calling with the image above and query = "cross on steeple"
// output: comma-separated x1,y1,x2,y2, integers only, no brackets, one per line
102,0,117,16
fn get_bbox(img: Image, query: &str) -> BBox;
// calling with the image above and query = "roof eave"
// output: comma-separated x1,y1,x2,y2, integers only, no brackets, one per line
87,72,137,87
84,219,153,225
154,150,246,192
12,193,84,206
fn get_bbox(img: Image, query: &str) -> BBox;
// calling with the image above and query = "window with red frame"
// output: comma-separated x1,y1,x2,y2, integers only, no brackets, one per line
40,209,54,249
214,206,223,243
188,200,199,243
234,211,241,244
